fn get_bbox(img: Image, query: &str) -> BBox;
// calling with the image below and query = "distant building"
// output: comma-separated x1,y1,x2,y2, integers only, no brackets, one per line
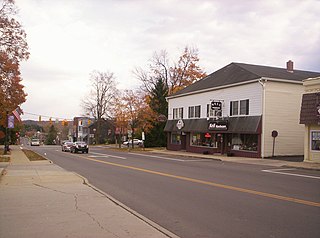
299,77,320,162
88,119,115,144
73,117,94,142
165,61,320,158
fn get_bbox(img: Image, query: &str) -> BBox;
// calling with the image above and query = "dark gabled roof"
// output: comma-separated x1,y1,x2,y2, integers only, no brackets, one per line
170,62,320,97
300,92,320,125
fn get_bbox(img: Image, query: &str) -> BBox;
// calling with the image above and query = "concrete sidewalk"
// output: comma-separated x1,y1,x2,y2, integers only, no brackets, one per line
0,146,179,238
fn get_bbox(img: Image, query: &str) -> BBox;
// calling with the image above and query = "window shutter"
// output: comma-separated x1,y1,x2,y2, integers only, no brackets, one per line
246,99,249,115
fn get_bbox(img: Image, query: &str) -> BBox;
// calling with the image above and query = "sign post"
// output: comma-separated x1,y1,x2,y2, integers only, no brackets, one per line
271,130,278,157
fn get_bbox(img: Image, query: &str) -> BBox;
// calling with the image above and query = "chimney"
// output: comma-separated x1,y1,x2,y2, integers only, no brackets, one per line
286,60,294,73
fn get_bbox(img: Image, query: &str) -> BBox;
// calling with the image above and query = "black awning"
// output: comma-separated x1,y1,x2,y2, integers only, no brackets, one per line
164,116,261,134
228,116,261,133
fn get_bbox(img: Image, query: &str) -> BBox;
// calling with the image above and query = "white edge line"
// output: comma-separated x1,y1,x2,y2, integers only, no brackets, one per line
89,155,109,158
262,168,297,172
130,153,186,161
130,153,207,162
90,152,126,160
262,169,320,180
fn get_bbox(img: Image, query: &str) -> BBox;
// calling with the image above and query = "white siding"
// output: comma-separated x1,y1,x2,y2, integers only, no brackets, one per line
168,82,263,119
262,81,304,157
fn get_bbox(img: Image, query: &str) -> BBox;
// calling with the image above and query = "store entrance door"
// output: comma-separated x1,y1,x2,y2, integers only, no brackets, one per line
224,134,232,154
217,133,231,155
181,134,187,151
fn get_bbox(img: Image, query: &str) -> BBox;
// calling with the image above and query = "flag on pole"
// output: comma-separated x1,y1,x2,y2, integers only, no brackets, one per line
12,107,23,122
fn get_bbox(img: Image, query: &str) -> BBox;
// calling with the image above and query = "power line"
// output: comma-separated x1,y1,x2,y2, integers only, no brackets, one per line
23,111,74,121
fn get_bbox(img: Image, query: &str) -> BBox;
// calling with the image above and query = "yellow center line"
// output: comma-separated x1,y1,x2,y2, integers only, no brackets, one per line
76,154,320,207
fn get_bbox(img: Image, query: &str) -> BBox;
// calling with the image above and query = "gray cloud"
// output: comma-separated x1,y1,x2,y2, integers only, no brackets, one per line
15,0,320,119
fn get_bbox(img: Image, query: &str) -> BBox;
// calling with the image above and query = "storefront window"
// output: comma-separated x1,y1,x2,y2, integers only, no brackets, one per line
311,131,320,151
191,133,218,148
231,134,258,151
171,133,181,145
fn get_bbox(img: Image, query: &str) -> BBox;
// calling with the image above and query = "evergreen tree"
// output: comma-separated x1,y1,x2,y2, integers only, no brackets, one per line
46,125,57,145
145,79,168,147
149,78,168,116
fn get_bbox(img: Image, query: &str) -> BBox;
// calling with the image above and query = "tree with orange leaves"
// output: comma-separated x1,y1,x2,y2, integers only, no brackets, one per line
170,47,207,94
119,89,156,148
134,46,206,95
0,0,29,144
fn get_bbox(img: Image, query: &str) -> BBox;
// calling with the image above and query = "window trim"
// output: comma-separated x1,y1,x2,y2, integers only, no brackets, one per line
188,105,201,118
230,99,249,116
173,107,183,119
310,130,320,152
230,101,239,116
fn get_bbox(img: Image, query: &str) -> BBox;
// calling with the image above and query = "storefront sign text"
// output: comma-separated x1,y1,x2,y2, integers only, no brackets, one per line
208,121,228,131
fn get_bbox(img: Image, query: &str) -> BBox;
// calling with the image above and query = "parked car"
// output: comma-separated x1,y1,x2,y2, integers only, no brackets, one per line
123,139,143,146
61,141,73,152
30,138,40,146
70,141,89,153
61,140,70,146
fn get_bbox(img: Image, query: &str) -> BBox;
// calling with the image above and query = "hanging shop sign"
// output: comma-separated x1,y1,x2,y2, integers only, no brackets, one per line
211,101,222,111
176,119,184,130
317,104,320,117
208,120,228,131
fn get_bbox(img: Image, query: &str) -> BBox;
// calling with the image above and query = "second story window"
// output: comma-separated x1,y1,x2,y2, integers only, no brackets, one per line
173,107,183,119
240,99,249,115
230,101,239,116
230,99,249,116
188,105,201,118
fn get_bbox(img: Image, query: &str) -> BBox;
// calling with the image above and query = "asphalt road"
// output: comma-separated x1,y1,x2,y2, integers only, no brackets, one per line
28,145,320,238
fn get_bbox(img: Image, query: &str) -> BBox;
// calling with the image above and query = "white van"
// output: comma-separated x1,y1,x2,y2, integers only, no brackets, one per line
31,139,40,146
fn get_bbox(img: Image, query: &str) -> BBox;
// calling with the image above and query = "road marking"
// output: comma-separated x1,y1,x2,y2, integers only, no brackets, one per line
88,155,109,158
75,156,320,207
131,153,208,162
90,152,127,160
262,168,320,180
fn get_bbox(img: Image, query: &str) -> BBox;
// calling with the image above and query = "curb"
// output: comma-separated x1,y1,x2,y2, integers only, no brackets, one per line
148,151,223,162
73,172,180,238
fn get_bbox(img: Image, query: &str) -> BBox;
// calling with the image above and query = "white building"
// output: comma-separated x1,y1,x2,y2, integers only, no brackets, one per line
164,61,320,158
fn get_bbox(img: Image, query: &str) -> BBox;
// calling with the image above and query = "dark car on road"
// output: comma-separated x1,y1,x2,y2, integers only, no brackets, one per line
70,141,89,153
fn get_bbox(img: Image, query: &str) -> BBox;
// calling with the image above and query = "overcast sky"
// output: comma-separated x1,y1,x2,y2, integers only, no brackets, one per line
14,0,320,121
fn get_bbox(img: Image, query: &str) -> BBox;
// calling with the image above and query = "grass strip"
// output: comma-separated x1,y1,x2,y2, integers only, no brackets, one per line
22,149,47,161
